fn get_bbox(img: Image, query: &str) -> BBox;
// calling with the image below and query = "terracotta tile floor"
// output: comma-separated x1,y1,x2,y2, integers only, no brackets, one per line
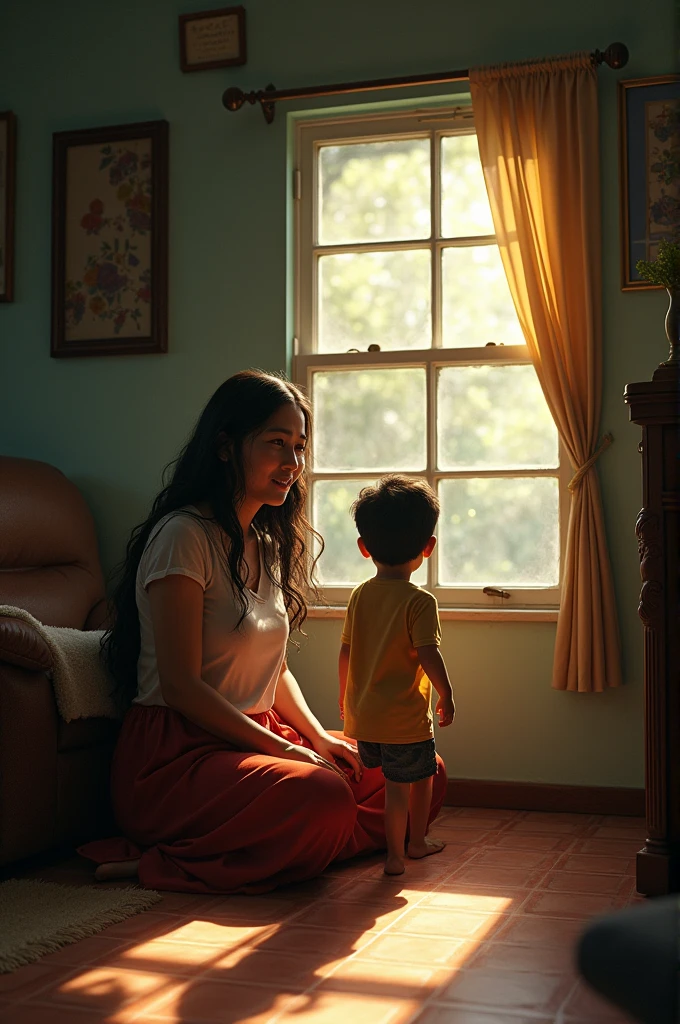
0,808,647,1023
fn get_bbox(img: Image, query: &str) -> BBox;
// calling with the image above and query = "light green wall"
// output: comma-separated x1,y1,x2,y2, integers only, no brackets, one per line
1,0,676,788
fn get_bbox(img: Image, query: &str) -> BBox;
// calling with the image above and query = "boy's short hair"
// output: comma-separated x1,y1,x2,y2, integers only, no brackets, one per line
351,474,440,566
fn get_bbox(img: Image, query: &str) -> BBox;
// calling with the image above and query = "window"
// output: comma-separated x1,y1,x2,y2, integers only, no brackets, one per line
294,107,568,612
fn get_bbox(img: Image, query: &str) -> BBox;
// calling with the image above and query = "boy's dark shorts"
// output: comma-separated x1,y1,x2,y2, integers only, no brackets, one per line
357,738,437,784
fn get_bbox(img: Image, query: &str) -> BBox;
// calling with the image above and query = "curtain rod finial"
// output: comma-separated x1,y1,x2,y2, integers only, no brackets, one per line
223,87,246,112
595,42,629,70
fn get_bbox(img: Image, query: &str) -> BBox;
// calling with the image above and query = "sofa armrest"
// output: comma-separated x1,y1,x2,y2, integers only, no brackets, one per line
0,615,53,672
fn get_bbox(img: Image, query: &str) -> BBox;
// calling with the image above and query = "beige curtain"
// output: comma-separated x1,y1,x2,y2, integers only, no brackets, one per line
469,53,622,692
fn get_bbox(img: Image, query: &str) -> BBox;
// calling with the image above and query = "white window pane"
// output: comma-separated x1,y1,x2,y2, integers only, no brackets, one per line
441,135,495,238
314,478,426,587
319,140,431,245
441,245,525,348
312,368,427,472
438,365,558,470
439,478,559,587
318,250,431,354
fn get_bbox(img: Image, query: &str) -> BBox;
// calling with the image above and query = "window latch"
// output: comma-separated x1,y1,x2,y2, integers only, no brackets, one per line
483,587,511,599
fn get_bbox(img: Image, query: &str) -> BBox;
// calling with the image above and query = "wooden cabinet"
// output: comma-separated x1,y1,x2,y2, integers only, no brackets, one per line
624,363,680,896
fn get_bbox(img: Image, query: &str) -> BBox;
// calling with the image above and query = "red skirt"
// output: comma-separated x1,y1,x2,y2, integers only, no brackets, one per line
78,704,447,894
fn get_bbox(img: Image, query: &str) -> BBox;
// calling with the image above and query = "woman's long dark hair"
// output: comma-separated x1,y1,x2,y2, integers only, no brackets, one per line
103,369,323,711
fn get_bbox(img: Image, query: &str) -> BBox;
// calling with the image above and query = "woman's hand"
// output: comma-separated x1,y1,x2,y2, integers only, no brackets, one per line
310,733,363,783
280,743,351,783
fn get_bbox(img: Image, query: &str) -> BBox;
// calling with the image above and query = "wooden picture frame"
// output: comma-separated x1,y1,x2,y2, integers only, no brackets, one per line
51,120,168,358
618,75,680,290
179,6,246,73
0,111,16,303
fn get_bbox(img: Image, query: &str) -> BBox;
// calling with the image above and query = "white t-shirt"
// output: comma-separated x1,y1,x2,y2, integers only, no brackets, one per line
134,507,289,712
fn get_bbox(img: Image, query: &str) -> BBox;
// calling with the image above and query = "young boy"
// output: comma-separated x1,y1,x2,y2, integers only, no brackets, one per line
339,475,455,876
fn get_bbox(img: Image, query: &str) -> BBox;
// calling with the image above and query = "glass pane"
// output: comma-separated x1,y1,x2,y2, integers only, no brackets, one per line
438,477,559,587
441,134,495,238
318,250,431,354
319,139,431,245
312,368,427,472
314,478,426,587
441,245,525,348
438,365,558,470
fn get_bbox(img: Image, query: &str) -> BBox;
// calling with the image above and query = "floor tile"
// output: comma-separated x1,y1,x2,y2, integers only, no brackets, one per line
570,837,644,858
152,918,271,948
446,864,550,889
276,988,423,1024
450,807,521,821
292,898,410,933
590,825,648,841
389,906,506,941
152,892,219,916
487,833,574,852
521,890,628,920
539,869,634,897
411,1007,552,1024
94,911,184,941
466,848,561,870
256,924,377,959
492,914,586,947
332,878,431,907
435,966,573,1014
556,853,636,875
143,978,300,1023
601,816,646,827
0,965,78,1002
420,886,526,914
361,856,459,885
28,935,133,969
200,945,345,988
435,816,510,831
358,933,478,967
506,819,591,836
0,1005,108,1023
562,980,638,1021
28,966,175,1012
100,938,232,975
467,940,574,974
426,828,496,844
522,812,597,825
197,895,307,923
318,957,449,1000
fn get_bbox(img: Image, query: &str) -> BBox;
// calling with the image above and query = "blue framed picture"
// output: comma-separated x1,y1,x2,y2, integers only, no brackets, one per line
618,75,680,290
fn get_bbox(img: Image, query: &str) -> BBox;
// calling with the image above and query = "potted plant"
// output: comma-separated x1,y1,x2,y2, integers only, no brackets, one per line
636,239,680,367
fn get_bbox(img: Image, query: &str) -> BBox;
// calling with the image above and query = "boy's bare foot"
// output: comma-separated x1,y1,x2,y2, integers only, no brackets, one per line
94,859,140,882
384,854,406,876
407,837,445,859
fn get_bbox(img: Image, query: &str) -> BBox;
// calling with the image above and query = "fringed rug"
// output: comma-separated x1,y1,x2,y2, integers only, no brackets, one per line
0,878,162,973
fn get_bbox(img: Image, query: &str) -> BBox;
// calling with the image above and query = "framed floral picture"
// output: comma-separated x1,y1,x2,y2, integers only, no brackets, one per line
0,111,16,303
51,120,168,356
618,75,680,290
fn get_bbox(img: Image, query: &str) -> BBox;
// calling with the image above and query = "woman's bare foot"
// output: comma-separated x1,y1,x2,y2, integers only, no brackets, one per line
94,859,140,882
384,854,406,876
407,837,445,859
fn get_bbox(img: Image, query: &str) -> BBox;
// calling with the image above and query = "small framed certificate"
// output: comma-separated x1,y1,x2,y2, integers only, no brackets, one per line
179,6,246,73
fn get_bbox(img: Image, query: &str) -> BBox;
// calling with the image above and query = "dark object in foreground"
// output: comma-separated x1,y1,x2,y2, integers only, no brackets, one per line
577,896,680,1024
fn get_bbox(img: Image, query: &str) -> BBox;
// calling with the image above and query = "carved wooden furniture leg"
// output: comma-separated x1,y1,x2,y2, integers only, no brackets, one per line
624,364,680,896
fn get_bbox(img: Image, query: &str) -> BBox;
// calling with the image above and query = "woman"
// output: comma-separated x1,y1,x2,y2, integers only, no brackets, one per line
80,370,447,893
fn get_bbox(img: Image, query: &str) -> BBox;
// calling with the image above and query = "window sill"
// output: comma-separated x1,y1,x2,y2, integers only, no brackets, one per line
306,606,559,623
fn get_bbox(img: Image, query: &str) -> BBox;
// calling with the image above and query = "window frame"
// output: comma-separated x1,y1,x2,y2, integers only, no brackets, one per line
293,107,568,614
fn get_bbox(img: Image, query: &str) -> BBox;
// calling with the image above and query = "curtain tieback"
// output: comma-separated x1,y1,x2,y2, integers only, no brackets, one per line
568,433,613,493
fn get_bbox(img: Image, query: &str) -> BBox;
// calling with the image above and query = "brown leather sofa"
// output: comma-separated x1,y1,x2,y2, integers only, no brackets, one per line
0,456,120,867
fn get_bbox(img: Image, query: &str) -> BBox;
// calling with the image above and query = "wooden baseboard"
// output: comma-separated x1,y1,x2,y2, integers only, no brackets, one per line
445,778,645,817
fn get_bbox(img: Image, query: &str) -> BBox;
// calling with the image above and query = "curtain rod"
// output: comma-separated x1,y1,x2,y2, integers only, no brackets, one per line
222,42,628,124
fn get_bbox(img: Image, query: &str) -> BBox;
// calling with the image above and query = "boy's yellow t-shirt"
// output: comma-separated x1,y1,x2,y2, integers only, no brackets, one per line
341,577,442,744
